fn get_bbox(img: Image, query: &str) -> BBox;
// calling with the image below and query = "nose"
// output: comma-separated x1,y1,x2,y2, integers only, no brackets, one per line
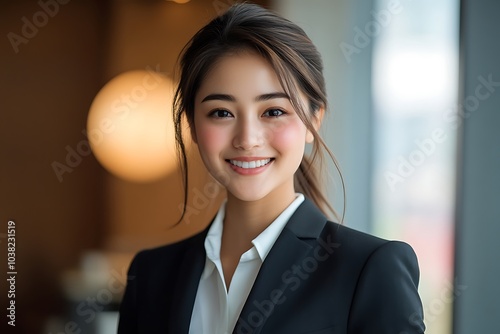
232,117,265,150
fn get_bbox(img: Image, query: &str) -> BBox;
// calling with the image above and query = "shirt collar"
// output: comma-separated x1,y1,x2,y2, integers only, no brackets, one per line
251,193,304,261
204,193,305,263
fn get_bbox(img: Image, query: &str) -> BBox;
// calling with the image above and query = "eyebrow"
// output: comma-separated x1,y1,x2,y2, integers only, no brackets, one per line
201,92,290,103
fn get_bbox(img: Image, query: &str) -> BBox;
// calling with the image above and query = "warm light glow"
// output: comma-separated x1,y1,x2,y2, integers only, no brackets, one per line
87,70,180,182
168,0,190,4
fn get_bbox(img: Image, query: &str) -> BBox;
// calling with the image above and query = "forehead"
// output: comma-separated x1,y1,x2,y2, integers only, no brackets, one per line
196,52,284,101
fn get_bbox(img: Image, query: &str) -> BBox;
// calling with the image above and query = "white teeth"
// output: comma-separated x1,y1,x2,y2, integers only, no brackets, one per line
229,158,272,169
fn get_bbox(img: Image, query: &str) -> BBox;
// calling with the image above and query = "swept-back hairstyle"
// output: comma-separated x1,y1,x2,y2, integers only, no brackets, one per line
173,2,344,222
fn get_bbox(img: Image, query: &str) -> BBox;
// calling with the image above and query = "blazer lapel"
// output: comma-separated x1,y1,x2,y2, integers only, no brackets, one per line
168,228,209,334
233,198,328,334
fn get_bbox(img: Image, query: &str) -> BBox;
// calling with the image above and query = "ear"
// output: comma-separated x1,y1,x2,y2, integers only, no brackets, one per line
305,107,325,143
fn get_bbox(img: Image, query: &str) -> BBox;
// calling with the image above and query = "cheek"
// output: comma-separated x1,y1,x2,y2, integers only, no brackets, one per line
268,120,307,152
195,123,228,154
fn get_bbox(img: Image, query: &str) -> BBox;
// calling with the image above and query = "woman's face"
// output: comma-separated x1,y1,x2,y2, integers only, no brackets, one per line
193,52,314,203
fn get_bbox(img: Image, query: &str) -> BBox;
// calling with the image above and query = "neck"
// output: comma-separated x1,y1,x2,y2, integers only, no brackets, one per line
222,183,296,248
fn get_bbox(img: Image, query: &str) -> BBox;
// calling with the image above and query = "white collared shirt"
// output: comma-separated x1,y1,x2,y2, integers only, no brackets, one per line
189,193,305,334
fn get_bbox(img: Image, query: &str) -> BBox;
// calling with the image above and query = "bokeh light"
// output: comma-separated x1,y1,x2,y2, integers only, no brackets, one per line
87,70,179,182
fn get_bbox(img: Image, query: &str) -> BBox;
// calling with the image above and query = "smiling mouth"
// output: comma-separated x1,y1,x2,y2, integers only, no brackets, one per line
226,158,274,169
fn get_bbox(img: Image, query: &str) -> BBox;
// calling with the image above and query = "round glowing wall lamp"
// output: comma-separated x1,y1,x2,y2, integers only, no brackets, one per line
87,70,181,182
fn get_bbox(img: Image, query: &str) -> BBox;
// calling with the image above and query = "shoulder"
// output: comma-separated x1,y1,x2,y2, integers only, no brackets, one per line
320,221,421,295
321,221,419,269
128,229,206,273
290,197,417,264
319,222,424,333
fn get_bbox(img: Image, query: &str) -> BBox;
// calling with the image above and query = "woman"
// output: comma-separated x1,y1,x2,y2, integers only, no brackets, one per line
118,3,425,333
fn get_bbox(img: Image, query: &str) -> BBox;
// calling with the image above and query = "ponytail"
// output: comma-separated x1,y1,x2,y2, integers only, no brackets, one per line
294,146,345,224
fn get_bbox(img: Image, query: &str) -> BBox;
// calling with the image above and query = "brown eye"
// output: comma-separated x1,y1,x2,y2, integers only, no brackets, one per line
263,108,285,117
209,109,233,118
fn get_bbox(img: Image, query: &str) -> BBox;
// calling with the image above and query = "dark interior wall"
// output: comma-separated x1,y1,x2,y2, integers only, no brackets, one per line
0,0,108,332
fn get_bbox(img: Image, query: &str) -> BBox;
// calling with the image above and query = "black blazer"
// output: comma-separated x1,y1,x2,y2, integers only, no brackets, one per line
118,198,425,333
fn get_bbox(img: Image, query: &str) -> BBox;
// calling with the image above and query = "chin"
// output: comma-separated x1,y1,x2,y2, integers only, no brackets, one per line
227,187,270,203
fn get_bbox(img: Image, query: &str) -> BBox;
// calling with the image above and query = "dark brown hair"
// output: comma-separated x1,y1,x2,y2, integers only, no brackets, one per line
173,2,344,222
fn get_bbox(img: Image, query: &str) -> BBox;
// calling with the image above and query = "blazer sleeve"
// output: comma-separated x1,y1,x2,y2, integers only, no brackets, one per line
347,241,426,333
117,252,140,334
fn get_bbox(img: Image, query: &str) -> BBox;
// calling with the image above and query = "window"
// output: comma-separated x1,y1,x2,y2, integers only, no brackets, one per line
371,0,460,333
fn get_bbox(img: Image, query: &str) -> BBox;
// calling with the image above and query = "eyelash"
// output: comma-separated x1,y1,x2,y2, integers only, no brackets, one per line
208,108,287,118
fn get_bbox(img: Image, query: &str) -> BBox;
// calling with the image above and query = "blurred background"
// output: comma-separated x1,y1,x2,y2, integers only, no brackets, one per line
1,0,499,333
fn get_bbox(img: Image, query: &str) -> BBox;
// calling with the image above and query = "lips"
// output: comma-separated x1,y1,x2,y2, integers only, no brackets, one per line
228,158,273,169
